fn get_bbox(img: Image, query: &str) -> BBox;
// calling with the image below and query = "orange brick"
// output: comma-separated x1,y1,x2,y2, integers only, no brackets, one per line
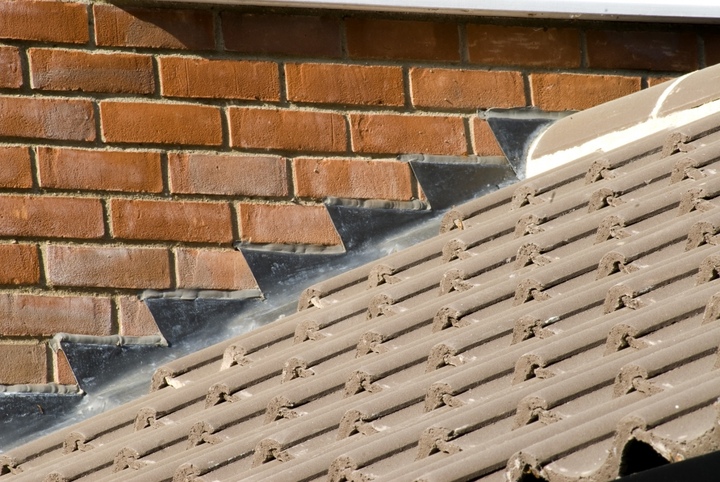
530,73,641,111
159,57,279,101
294,158,413,201
350,114,467,156
175,248,257,290
229,108,347,152
0,344,46,385
467,24,581,68
118,297,159,337
100,101,222,146
347,18,460,61
587,30,697,72
0,1,88,44
0,294,112,336
111,199,233,244
647,76,679,87
37,147,162,193
410,68,525,110
94,4,214,50
0,45,21,88
0,96,95,142
472,118,504,157
169,152,288,197
45,245,171,289
222,12,341,58
0,244,39,285
0,146,33,188
286,63,404,106
55,349,77,385
239,203,340,246
0,196,104,239
29,48,154,94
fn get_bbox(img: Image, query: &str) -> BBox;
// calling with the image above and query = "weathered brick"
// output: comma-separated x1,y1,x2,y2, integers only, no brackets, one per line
29,48,154,94
169,152,288,197
0,1,88,44
350,114,467,156
587,30,698,72
0,96,95,142
286,63,404,107
410,68,525,110
0,244,40,285
472,118,504,157
347,18,460,61
0,146,33,188
294,158,413,200
0,45,21,88
705,34,720,67
0,344,46,385
111,199,233,244
94,4,214,50
647,76,679,87
118,296,159,337
175,248,257,290
159,56,279,101
467,24,581,68
46,245,171,289
0,294,112,336
55,349,76,385
530,73,641,111
229,108,346,152
100,101,222,146
239,203,340,246
37,148,162,193
222,12,341,58
0,196,104,239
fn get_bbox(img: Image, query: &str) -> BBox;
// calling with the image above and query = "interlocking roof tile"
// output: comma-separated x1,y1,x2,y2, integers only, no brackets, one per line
4,64,720,482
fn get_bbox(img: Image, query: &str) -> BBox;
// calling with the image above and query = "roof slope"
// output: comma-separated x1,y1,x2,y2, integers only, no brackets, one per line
3,65,720,482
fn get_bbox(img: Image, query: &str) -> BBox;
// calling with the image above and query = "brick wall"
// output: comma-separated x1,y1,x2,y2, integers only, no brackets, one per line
0,0,717,385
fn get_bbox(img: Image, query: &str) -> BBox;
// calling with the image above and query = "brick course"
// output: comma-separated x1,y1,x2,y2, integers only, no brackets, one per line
0,46,22,89
0,0,88,44
37,148,163,193
118,297,160,337
586,30,698,72
530,73,642,111
0,96,95,142
0,196,104,239
175,248,257,290
0,146,33,189
29,49,154,94
45,245,171,289
239,204,340,246
0,294,111,336
0,244,40,285
472,118,504,157
169,152,288,197
0,344,46,385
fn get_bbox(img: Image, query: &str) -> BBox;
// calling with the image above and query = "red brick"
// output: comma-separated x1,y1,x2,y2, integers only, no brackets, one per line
530,73,641,111
410,68,525,110
239,203,340,246
347,18,460,61
0,45,21,88
467,24,580,68
0,196,104,239
286,63,404,107
46,245,171,289
350,114,467,156
647,76,680,87
37,147,162,193
175,248,256,290
159,56,279,101
587,30,698,72
222,12,341,58
111,199,233,244
0,146,33,188
29,48,154,94
0,244,39,285
229,108,346,153
118,296,159,337
0,294,112,336
94,4,214,50
0,96,95,142
705,34,720,66
0,1,88,44
55,349,76,385
169,152,288,197
294,158,413,201
100,101,222,146
0,344,46,385
472,118,504,157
